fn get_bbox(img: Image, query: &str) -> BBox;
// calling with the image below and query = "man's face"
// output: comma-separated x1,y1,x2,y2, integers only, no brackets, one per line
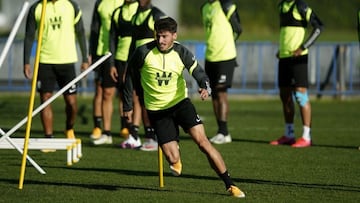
155,30,177,52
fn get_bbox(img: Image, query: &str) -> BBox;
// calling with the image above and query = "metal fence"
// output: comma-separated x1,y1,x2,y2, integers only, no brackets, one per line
1,39,359,97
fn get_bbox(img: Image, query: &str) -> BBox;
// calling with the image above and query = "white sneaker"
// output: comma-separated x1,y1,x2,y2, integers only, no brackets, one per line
119,135,141,149
93,134,113,145
140,138,158,151
210,133,232,144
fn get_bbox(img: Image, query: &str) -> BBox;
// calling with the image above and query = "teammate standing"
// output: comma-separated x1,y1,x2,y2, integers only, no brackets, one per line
23,0,88,141
119,0,166,151
201,0,242,144
89,0,125,145
270,0,323,147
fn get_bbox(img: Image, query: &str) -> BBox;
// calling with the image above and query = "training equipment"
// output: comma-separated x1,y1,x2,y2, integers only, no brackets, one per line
210,133,232,144
0,138,82,166
270,136,296,145
158,146,164,187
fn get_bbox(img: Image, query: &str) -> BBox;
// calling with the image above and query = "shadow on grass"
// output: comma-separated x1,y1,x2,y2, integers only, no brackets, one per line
24,165,360,193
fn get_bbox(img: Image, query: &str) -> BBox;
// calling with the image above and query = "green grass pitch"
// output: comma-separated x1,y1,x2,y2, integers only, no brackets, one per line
0,94,359,202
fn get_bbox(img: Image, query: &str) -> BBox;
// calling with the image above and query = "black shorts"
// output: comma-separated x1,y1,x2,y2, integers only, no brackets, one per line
93,55,115,88
37,63,76,94
205,58,237,89
278,55,308,88
147,98,202,145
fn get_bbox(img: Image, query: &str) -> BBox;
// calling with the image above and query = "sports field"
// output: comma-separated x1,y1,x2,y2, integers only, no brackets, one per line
0,94,359,202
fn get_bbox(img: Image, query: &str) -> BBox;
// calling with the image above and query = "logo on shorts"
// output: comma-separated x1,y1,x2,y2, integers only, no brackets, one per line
68,84,77,93
218,75,227,83
156,72,172,86
195,114,201,123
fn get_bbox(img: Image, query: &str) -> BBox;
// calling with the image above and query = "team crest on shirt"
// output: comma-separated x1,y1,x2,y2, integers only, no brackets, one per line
155,72,172,86
50,16,62,30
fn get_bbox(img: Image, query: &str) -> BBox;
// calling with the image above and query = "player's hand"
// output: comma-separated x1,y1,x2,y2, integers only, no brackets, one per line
110,66,118,82
198,88,209,100
293,47,303,57
23,64,32,79
123,110,133,123
80,62,89,72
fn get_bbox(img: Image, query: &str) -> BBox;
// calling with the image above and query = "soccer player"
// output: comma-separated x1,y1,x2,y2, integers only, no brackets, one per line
108,0,139,142
201,0,242,144
270,0,323,147
123,17,245,198
89,0,125,145
23,0,88,140
119,0,166,151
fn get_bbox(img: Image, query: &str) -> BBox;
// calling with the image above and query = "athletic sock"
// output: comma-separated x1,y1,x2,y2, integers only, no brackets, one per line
302,126,311,141
217,120,229,135
120,116,127,130
144,126,155,139
103,130,111,136
130,125,139,140
94,116,102,128
219,170,234,189
285,123,295,137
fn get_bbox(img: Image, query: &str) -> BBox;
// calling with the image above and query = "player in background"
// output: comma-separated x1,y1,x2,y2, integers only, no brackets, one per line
270,0,323,147
118,0,166,151
201,0,242,144
23,0,88,142
89,0,125,145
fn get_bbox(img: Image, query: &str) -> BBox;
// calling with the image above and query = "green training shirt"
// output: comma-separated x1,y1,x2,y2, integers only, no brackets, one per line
125,41,209,111
111,1,138,61
279,0,310,58
201,0,237,62
91,0,124,56
25,0,87,64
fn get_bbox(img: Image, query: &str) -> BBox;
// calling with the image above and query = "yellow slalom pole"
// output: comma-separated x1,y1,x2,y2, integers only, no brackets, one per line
158,146,164,187
19,0,47,190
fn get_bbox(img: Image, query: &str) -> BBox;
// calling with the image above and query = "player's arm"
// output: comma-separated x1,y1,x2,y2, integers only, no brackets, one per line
122,47,144,112
178,44,211,99
23,4,37,79
72,1,88,69
297,1,324,50
88,0,101,59
109,8,119,68
221,0,242,41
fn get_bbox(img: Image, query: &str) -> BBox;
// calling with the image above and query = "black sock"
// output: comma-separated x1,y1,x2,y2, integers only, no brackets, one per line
103,130,111,136
120,116,127,130
144,126,155,140
219,170,234,189
94,116,102,128
217,120,228,135
130,125,139,140
44,134,54,138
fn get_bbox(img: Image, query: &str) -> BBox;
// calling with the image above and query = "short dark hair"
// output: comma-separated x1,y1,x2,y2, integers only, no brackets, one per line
154,17,177,33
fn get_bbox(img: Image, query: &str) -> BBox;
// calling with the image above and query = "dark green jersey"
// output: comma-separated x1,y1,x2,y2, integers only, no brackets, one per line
24,0,88,64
